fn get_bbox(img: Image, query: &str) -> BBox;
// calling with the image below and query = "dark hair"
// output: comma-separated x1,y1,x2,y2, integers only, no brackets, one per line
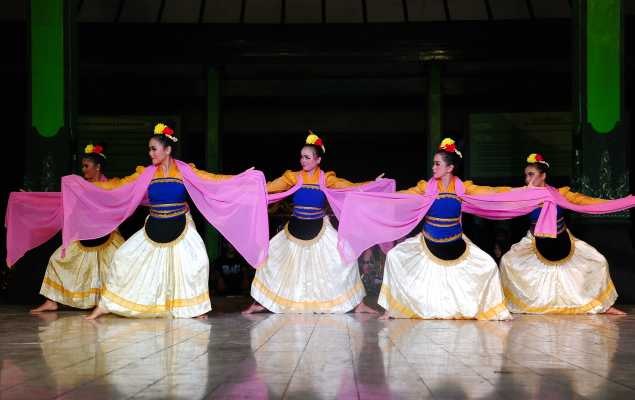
434,149,462,175
82,152,106,173
528,162,549,175
302,144,324,159
150,134,177,152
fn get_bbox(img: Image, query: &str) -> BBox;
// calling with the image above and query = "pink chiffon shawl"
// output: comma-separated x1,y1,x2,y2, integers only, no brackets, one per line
5,192,63,267
61,161,269,267
5,175,109,267
337,177,635,262
266,170,396,219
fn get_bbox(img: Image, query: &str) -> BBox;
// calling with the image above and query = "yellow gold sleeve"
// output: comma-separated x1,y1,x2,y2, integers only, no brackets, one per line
558,186,606,205
464,180,512,196
325,171,368,189
93,166,145,190
399,180,428,195
266,170,297,193
188,163,234,181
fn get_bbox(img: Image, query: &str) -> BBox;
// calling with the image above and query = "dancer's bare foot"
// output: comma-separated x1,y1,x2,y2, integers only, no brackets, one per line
30,299,58,314
378,312,391,320
604,307,627,315
85,306,109,320
353,302,380,314
241,303,266,315
194,313,209,319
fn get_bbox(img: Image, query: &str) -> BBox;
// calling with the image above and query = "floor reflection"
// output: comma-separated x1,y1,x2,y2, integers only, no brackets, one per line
0,306,633,400
496,315,623,399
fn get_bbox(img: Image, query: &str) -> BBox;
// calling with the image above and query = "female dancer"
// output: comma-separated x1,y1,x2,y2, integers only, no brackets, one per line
499,153,625,315
375,139,512,320
243,132,394,314
30,145,125,313
68,123,268,319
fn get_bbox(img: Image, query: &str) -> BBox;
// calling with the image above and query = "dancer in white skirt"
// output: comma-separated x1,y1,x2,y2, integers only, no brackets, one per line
31,145,125,313
499,153,625,315
86,124,234,319
243,132,384,314
379,138,512,320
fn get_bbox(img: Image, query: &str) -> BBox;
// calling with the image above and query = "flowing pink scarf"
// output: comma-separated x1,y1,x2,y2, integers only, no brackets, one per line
337,177,635,262
5,175,109,267
267,171,396,219
5,192,63,267
61,161,269,267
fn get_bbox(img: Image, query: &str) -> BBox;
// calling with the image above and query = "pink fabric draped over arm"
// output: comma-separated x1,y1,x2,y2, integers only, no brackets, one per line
267,176,303,204
318,173,396,219
5,192,62,267
265,171,396,215
266,171,396,261
61,162,269,268
547,185,635,213
337,177,635,263
61,166,157,250
463,186,635,237
337,191,437,263
176,161,269,268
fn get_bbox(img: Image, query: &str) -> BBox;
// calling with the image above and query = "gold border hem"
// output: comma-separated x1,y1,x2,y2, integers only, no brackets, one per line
503,280,617,314
251,277,364,312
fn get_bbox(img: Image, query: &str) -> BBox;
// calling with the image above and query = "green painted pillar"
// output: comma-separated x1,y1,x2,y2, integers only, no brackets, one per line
427,63,442,170
205,68,221,262
27,0,75,191
573,0,628,199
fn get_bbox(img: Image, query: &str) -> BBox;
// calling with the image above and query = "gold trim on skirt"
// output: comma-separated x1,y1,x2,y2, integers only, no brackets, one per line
378,234,511,320
251,218,365,313
99,213,211,318
40,232,124,309
500,231,618,314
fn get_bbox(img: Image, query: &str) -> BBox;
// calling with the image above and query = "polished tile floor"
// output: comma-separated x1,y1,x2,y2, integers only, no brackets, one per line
1,305,634,399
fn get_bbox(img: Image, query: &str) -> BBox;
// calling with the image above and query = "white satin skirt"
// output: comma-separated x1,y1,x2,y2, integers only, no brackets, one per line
251,218,365,313
40,232,125,309
500,231,617,314
99,213,211,318
378,234,511,320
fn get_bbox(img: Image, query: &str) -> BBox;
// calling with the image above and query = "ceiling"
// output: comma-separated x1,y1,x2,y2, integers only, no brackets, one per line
0,0,593,23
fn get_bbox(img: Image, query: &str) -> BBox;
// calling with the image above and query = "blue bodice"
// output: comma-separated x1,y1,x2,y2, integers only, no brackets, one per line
148,177,188,219
292,184,326,220
422,193,463,243
529,206,566,234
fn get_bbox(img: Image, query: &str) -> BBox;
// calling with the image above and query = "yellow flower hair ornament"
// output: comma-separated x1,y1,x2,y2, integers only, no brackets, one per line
306,130,325,153
154,123,178,142
84,144,106,158
527,153,550,168
438,137,462,158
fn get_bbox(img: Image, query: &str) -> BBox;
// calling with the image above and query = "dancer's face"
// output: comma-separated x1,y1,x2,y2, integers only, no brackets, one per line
300,146,321,172
148,138,171,166
432,153,454,179
524,165,546,187
81,158,100,182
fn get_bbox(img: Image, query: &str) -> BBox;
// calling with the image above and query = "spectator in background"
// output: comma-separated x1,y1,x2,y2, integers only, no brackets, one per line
359,246,384,296
211,241,252,297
